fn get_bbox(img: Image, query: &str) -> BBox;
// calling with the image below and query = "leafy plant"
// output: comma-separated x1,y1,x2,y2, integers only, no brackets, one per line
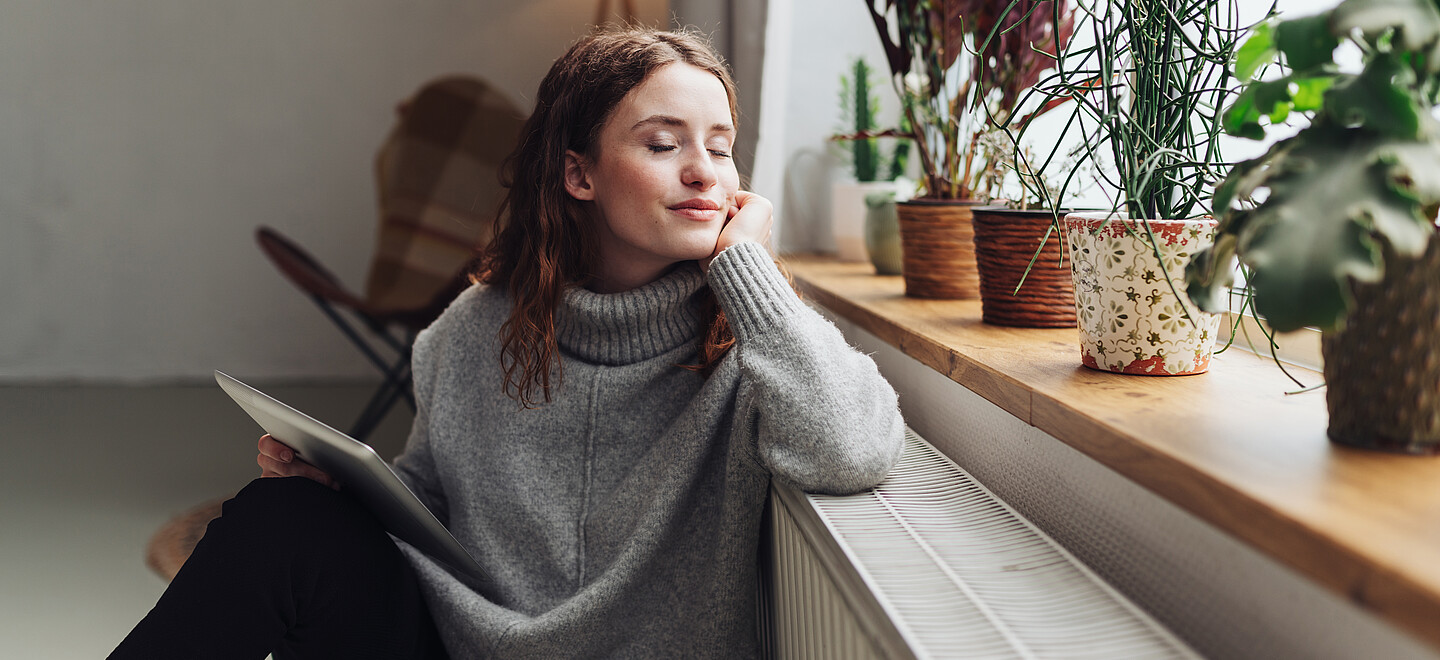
836,56,911,182
863,0,1073,200
1019,0,1249,219
1186,0,1440,333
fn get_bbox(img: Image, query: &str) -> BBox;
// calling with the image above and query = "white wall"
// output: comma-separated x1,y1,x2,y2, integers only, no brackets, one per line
751,0,899,255
0,0,666,383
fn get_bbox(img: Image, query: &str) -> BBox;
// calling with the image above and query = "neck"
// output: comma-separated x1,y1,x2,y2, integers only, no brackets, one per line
587,252,683,294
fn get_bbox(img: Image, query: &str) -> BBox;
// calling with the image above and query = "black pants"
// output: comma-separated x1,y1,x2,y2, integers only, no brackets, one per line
111,477,448,660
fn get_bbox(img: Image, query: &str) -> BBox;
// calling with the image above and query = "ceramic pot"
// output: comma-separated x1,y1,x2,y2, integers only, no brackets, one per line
971,206,1076,327
863,192,903,275
1322,231,1440,454
896,199,982,299
1064,212,1220,375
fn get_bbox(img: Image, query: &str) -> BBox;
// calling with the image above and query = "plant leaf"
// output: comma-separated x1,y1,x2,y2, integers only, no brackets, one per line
1331,0,1440,64
1222,86,1267,139
1275,13,1339,73
1220,126,1440,331
1213,153,1270,213
1235,21,1277,81
1324,54,1423,137
1185,229,1239,313
1222,78,1300,139
1289,76,1334,111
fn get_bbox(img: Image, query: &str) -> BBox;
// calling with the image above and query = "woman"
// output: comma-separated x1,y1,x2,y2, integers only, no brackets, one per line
114,27,903,659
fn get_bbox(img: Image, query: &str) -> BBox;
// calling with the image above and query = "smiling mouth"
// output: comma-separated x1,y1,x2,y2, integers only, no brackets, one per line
669,202,723,221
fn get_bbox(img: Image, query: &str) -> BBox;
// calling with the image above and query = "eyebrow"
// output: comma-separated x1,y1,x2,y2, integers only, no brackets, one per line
631,114,735,135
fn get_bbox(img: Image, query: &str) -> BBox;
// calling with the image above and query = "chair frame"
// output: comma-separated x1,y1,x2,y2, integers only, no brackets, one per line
256,225,461,442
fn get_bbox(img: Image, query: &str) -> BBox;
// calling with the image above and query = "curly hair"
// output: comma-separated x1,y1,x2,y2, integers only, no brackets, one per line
475,27,740,407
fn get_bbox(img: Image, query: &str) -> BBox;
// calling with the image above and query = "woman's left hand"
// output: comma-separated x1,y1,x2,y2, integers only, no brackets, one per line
701,190,773,272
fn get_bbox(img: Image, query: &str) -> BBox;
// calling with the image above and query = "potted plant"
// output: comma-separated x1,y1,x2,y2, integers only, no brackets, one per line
1028,0,1245,375
1186,0,1440,452
830,56,913,274
965,0,1078,327
865,0,1064,299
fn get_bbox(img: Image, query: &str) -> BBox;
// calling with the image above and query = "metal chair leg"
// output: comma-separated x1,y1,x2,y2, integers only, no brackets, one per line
305,295,418,442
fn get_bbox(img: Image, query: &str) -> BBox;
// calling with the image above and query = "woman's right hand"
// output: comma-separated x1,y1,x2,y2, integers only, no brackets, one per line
257,434,338,489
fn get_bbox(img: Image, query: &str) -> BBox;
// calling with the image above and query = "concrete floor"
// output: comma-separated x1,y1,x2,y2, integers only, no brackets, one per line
0,381,412,659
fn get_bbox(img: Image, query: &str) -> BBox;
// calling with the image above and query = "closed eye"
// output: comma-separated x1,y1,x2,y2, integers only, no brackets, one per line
709,149,731,159
648,144,677,153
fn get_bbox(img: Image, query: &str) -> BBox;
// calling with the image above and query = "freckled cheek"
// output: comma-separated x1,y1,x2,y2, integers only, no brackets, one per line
615,161,673,198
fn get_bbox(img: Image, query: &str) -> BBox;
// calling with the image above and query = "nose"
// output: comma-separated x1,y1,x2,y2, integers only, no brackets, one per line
681,147,718,190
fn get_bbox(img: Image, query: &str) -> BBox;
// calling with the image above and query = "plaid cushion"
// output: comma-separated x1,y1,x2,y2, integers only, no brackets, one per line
365,76,525,312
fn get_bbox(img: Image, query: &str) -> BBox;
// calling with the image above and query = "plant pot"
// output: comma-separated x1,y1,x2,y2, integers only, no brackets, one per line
971,206,1076,327
1064,212,1221,375
864,192,903,275
896,199,982,299
831,180,901,262
1321,231,1440,454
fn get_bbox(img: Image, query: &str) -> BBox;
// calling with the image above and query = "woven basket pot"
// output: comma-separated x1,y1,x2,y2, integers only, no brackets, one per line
1321,231,1440,454
896,199,982,299
971,206,1077,327
1064,212,1221,375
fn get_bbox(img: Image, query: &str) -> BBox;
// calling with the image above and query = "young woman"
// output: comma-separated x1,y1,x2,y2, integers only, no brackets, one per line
113,27,903,659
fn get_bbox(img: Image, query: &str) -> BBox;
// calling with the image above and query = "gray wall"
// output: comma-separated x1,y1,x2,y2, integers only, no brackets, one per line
0,0,665,382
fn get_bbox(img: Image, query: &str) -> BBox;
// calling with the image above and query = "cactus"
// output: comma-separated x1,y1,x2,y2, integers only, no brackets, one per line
851,58,879,182
839,57,908,183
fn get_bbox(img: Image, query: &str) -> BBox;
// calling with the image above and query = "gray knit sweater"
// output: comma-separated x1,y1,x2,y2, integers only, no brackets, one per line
391,241,905,658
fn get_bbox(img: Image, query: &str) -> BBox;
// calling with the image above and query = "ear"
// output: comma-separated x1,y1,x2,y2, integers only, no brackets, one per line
564,150,595,201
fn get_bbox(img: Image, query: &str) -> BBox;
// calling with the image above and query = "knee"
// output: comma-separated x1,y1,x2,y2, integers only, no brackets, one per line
221,477,380,548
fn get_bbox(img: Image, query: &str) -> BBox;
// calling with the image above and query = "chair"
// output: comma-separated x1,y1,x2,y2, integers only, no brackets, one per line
257,76,525,441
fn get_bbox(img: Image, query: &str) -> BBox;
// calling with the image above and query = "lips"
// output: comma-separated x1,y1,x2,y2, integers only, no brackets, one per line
669,198,724,221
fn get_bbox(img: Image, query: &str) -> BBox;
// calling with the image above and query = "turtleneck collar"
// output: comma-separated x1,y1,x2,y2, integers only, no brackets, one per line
554,263,708,365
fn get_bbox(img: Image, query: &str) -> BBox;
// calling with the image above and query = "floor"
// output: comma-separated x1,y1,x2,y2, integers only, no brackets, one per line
0,381,413,659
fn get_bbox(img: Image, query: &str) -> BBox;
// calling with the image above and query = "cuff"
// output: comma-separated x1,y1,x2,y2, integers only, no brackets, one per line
706,242,805,342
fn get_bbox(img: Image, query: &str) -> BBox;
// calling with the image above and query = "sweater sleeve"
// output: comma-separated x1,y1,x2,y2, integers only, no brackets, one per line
707,241,905,495
390,322,451,524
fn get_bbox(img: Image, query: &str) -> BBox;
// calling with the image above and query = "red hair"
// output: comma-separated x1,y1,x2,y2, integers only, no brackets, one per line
476,27,739,407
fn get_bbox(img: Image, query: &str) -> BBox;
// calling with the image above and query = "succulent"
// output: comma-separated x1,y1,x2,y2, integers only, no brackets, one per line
1186,0,1440,332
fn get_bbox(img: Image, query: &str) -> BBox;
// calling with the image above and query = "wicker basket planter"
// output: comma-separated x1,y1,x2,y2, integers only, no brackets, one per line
971,206,1077,327
896,199,982,299
1322,232,1440,454
1064,212,1221,375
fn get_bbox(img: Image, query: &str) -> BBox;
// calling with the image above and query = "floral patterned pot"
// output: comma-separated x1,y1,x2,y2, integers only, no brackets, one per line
1064,212,1221,376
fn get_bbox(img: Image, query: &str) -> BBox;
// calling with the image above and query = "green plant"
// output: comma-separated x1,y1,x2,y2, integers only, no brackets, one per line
836,56,911,182
863,0,1073,200
1187,0,1440,333
1022,0,1249,219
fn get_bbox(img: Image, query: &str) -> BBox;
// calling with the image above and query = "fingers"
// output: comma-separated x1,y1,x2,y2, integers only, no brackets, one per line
704,192,774,272
257,434,294,463
256,434,338,490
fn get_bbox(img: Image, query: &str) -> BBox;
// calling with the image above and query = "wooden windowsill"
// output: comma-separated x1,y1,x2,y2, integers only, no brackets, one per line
782,254,1440,651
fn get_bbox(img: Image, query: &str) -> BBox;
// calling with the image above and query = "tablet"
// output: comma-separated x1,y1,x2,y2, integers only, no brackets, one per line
215,370,488,585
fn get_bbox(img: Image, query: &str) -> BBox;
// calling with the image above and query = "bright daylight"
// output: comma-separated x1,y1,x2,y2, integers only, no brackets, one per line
3,0,1439,658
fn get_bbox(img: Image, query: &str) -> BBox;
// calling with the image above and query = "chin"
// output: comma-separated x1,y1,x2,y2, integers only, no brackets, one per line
671,234,723,262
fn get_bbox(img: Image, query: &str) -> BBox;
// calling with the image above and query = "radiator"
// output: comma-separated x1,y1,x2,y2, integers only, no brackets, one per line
759,428,1201,659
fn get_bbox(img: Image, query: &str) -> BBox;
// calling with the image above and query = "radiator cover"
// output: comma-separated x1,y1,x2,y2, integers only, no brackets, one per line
759,428,1200,659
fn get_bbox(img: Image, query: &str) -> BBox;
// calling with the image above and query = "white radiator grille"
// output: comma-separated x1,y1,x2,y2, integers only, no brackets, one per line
760,429,1201,659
